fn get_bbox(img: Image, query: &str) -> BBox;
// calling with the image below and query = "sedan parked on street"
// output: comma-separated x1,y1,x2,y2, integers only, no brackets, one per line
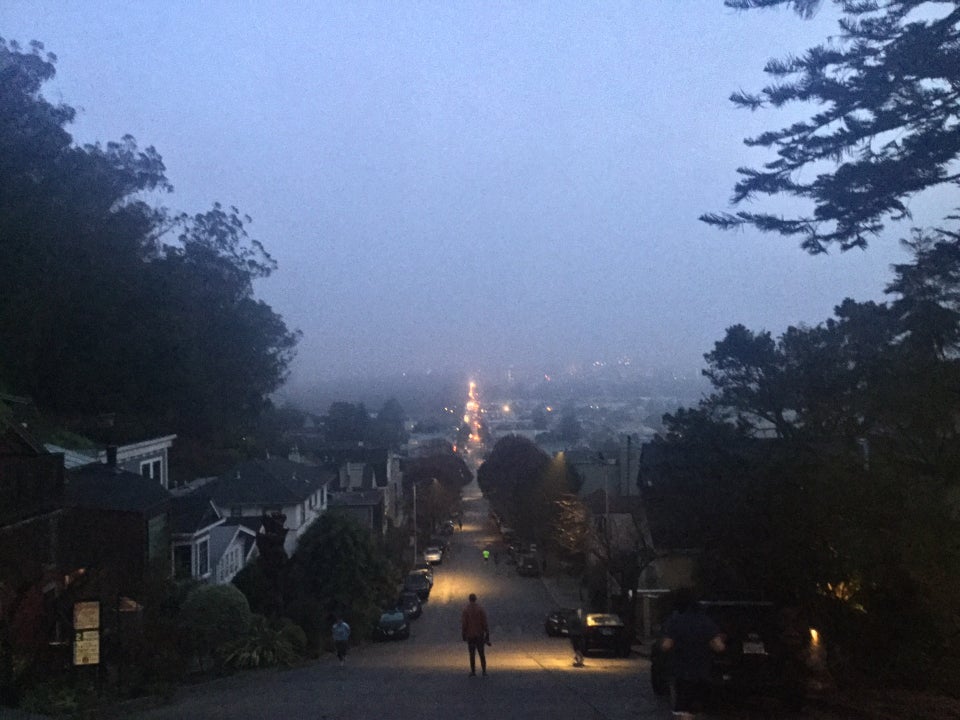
373,608,410,641
544,608,578,637
423,546,443,565
583,613,631,657
398,590,423,619
403,571,431,601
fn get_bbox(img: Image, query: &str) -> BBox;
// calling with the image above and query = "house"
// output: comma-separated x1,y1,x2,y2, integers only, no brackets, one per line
169,489,258,584
313,444,404,534
63,460,172,597
169,491,223,582
327,490,385,534
0,416,67,650
206,458,335,556
46,435,177,489
564,433,643,499
209,520,258,585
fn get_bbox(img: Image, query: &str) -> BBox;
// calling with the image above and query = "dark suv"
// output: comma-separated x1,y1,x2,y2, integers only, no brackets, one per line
651,600,810,706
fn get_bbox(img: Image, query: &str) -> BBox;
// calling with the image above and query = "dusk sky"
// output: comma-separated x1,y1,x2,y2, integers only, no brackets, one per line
2,1,944,389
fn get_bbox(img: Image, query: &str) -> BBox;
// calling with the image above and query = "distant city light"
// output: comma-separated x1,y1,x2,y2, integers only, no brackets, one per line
502,404,510,413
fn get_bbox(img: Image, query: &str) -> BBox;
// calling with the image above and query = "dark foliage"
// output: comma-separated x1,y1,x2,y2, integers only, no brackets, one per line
703,1,960,253
0,38,299,441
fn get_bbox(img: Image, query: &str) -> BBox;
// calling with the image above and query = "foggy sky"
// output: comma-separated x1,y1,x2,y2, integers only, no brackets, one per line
2,1,936,389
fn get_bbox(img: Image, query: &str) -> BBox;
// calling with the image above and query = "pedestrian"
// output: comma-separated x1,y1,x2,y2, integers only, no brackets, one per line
568,608,585,667
460,593,490,676
332,615,351,664
458,518,463,531
482,548,490,562
660,589,725,720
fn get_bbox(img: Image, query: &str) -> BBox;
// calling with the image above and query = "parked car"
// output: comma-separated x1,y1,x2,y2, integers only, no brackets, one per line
430,535,450,553
412,563,434,587
423,546,443,565
582,613,631,657
544,608,578,637
403,571,431,601
516,553,540,577
439,520,455,535
650,600,812,707
373,608,410,641
398,590,422,619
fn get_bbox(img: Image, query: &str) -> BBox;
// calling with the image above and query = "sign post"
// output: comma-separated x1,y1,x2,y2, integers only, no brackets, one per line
73,601,100,666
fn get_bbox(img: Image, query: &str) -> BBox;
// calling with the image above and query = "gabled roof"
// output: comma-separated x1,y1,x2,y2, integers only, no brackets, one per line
170,493,222,535
208,523,256,568
210,458,336,507
328,490,383,508
66,464,171,514
0,416,47,456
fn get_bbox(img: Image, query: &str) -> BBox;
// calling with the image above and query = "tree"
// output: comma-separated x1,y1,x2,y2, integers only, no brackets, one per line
556,406,583,445
0,38,299,442
658,235,960,686
367,398,407,447
289,513,398,640
404,452,471,541
178,584,253,671
477,435,574,544
702,1,960,253
323,402,369,443
477,435,551,527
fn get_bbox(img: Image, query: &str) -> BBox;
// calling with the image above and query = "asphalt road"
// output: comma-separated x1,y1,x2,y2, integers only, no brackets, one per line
126,482,667,720
124,482,853,720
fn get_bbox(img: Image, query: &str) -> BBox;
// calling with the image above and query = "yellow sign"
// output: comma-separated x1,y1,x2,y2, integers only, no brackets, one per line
73,601,99,631
73,601,100,666
73,630,100,665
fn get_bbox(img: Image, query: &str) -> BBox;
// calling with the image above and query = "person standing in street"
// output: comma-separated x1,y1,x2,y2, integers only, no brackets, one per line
332,616,351,664
461,593,490,676
660,590,725,720
568,608,585,667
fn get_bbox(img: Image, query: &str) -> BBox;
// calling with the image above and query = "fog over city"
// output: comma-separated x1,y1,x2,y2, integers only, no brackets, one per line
2,1,944,391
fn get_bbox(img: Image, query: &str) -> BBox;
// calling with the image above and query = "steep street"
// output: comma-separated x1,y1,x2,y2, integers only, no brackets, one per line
126,480,663,720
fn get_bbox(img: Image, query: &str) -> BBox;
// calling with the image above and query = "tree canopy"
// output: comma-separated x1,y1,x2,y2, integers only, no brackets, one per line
657,231,960,687
0,38,299,440
478,435,575,545
702,1,960,253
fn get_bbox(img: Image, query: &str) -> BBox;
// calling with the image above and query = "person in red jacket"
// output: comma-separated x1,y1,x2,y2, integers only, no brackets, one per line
460,593,490,676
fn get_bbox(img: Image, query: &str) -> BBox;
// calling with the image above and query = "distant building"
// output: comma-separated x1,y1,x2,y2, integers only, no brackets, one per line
205,458,334,556
46,434,177,489
327,490,385,534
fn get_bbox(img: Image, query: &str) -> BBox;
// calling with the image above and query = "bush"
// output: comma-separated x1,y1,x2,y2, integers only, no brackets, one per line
284,597,326,656
178,584,252,672
18,675,98,717
219,615,304,670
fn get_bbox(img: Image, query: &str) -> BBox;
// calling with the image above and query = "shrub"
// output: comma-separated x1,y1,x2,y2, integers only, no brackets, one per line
178,584,252,672
219,615,303,670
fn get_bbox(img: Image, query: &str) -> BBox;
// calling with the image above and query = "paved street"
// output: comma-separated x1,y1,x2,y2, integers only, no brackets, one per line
123,481,849,720
126,482,667,720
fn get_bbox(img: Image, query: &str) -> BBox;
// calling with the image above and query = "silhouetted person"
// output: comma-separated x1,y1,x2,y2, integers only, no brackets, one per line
461,593,490,676
660,590,725,720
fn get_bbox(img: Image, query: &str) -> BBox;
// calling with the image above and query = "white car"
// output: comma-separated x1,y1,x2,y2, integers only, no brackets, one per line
423,546,443,565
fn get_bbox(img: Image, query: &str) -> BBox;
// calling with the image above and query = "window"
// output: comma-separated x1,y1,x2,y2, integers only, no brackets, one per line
140,458,162,482
197,539,209,577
